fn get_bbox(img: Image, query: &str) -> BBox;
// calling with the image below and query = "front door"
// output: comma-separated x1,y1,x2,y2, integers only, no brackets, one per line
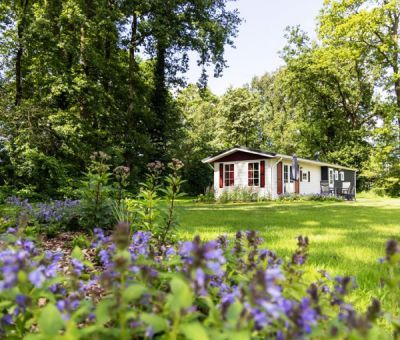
328,168,334,188
283,165,295,194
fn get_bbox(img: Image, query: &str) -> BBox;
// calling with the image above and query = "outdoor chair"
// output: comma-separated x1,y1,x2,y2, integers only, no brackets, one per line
340,182,351,197
320,181,330,196
344,184,356,201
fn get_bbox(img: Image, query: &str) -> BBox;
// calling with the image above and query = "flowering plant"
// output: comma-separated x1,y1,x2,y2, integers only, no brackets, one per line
0,224,398,339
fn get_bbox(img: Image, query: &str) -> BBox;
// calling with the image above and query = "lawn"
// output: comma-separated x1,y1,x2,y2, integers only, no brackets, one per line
177,197,400,309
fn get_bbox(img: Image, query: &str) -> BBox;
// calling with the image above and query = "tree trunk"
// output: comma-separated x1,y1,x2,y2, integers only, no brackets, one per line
151,40,168,156
389,8,400,133
15,0,29,106
128,13,138,114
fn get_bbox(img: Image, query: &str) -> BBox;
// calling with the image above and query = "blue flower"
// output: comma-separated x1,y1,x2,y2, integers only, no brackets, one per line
165,247,175,257
99,249,111,266
29,267,45,287
71,259,85,276
179,241,194,258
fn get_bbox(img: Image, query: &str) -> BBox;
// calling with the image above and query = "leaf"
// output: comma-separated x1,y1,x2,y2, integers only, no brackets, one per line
71,246,83,261
169,277,193,311
180,322,209,340
38,303,64,336
226,300,243,328
140,313,168,333
23,334,43,340
226,330,251,340
95,299,113,325
122,284,147,301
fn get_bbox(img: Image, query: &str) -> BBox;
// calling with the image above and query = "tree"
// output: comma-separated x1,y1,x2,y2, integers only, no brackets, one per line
0,0,241,197
218,87,262,148
319,0,400,132
251,69,302,155
281,26,374,168
317,0,400,195
176,84,221,193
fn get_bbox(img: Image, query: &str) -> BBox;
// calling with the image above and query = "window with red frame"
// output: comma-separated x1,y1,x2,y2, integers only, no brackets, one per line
224,164,234,186
248,162,260,186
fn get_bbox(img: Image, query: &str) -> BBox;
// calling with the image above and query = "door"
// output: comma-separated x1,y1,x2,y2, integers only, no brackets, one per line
283,165,295,194
328,168,334,188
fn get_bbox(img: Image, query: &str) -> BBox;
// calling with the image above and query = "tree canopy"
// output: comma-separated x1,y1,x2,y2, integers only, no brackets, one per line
0,0,399,197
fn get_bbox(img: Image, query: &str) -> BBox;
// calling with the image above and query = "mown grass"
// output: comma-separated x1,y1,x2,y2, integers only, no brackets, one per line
176,197,400,309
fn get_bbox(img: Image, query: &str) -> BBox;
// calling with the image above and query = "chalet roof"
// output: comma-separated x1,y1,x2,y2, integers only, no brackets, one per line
202,147,357,171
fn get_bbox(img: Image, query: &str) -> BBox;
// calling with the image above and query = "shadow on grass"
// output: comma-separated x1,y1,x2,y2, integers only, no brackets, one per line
178,200,400,296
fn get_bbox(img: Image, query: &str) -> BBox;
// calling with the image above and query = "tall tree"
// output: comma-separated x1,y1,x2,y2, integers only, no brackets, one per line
319,0,400,133
0,0,241,197
176,84,221,193
281,26,374,167
218,87,262,148
317,0,400,194
251,69,302,155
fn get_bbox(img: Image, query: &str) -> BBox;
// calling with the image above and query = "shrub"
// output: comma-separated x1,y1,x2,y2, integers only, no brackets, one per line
277,193,344,202
218,187,259,203
78,152,114,229
4,197,80,237
194,186,215,203
70,234,91,249
0,225,399,339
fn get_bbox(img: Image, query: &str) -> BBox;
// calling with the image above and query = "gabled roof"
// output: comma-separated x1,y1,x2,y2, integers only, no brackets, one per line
201,147,276,164
202,147,357,171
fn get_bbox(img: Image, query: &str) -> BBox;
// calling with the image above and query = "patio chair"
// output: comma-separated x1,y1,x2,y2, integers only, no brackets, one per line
345,184,356,201
320,181,330,196
340,182,351,197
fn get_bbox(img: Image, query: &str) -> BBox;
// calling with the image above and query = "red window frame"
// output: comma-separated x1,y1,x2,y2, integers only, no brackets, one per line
224,164,235,186
248,162,260,186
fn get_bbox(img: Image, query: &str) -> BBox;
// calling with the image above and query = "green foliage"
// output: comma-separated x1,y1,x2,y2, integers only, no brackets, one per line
277,193,344,202
1,221,400,338
158,159,186,246
70,234,91,249
218,187,261,203
111,199,137,227
217,87,263,148
194,186,216,203
135,162,163,233
78,152,114,229
0,0,241,198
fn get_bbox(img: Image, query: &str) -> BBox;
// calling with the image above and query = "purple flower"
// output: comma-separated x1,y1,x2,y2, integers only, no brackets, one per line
16,239,35,253
145,326,154,338
165,247,175,257
16,294,29,308
6,227,17,234
71,259,85,276
252,308,269,330
179,241,194,258
129,231,151,260
56,300,66,311
99,249,111,266
195,267,206,288
29,267,45,287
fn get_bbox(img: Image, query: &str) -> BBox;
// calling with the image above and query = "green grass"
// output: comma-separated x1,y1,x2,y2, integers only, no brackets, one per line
177,197,400,308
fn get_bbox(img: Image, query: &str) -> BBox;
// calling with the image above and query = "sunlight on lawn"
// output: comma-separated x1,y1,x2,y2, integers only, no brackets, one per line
177,198,400,309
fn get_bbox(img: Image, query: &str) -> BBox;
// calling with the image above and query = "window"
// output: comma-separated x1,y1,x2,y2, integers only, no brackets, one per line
248,162,260,186
224,164,234,186
302,172,308,181
335,171,339,181
329,169,334,186
340,171,345,181
284,165,289,183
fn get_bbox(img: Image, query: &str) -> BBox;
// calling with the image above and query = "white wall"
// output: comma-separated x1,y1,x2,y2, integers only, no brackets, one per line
298,162,321,195
214,159,322,199
214,160,271,199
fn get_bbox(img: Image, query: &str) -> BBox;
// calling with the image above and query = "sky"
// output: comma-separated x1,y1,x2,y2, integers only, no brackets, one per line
186,0,324,95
